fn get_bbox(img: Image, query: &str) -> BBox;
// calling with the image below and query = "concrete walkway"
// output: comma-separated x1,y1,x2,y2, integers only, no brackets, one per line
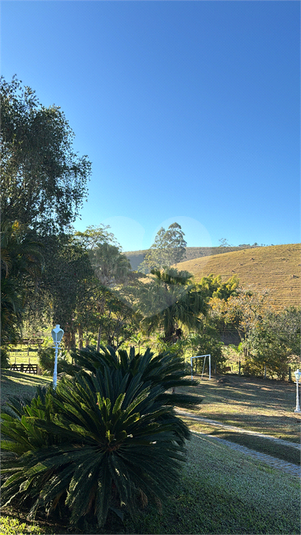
176,410,301,478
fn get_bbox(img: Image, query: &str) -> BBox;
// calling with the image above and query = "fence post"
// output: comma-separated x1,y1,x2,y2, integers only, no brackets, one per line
239,361,241,376
289,367,292,382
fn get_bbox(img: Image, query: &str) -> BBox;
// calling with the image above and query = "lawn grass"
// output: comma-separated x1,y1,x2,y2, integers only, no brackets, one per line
1,370,52,407
177,374,301,442
1,434,299,534
124,434,300,535
1,370,300,534
7,353,40,365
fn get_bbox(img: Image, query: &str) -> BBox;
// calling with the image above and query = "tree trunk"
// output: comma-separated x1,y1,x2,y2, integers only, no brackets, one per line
71,331,76,349
64,331,71,352
97,325,102,352
78,325,83,349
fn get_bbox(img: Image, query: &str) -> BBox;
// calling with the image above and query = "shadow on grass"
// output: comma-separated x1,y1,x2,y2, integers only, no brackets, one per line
1,371,52,406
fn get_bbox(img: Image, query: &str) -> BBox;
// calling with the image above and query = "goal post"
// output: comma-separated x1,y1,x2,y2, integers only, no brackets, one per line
191,354,211,380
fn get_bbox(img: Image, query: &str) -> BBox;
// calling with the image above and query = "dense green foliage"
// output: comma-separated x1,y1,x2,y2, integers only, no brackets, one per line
1,76,91,234
243,307,301,379
37,346,73,376
1,347,201,529
1,221,44,345
0,76,94,349
74,225,131,287
137,268,208,342
199,273,239,301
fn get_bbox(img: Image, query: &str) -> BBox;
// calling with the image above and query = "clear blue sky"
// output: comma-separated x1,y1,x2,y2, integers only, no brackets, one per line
1,1,300,251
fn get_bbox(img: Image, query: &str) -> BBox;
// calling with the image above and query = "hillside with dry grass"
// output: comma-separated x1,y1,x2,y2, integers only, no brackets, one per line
176,244,300,310
124,245,254,270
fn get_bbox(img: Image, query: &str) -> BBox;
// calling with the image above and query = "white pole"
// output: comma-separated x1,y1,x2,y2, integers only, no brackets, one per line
294,372,300,413
191,357,193,380
51,324,64,391
209,354,211,380
53,341,58,390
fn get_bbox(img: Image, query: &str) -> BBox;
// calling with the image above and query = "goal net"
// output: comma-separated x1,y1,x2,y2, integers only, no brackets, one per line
190,354,211,380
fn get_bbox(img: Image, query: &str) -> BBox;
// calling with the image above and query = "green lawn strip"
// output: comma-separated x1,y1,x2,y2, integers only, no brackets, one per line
125,434,300,534
183,418,300,465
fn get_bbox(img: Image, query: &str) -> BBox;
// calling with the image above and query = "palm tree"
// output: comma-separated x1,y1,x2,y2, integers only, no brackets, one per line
138,267,208,342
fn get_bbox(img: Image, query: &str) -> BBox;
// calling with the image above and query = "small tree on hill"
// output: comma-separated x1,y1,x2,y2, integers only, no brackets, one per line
138,223,187,273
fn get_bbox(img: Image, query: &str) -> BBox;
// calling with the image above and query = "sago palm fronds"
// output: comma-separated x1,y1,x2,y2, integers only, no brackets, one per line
73,345,202,411
1,348,201,528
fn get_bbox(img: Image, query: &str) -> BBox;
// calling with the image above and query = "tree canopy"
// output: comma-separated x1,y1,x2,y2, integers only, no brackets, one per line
74,225,131,287
138,223,187,273
137,267,207,342
0,76,91,234
1,221,44,345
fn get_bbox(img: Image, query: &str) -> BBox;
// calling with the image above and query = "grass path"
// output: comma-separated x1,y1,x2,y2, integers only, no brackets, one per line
177,410,300,447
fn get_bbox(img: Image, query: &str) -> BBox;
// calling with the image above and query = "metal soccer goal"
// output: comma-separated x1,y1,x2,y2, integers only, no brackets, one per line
190,354,211,380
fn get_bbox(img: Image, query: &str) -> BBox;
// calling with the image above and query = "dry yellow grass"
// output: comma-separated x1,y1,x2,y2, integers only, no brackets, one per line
176,244,300,310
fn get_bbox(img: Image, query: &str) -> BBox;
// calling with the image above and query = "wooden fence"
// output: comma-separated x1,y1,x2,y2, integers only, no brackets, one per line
9,363,39,374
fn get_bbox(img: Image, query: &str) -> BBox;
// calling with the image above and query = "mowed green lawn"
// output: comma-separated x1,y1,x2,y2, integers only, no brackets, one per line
1,370,300,534
125,434,300,535
177,374,301,442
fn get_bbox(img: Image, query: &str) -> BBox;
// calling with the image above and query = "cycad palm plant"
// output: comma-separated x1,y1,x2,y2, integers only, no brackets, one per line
1,347,202,528
73,345,202,436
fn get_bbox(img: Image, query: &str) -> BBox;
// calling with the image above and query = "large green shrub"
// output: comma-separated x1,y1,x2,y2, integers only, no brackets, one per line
243,308,301,380
1,347,202,529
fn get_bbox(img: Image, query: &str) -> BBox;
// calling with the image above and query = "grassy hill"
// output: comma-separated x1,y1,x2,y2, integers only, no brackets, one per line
176,244,300,310
124,245,255,271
